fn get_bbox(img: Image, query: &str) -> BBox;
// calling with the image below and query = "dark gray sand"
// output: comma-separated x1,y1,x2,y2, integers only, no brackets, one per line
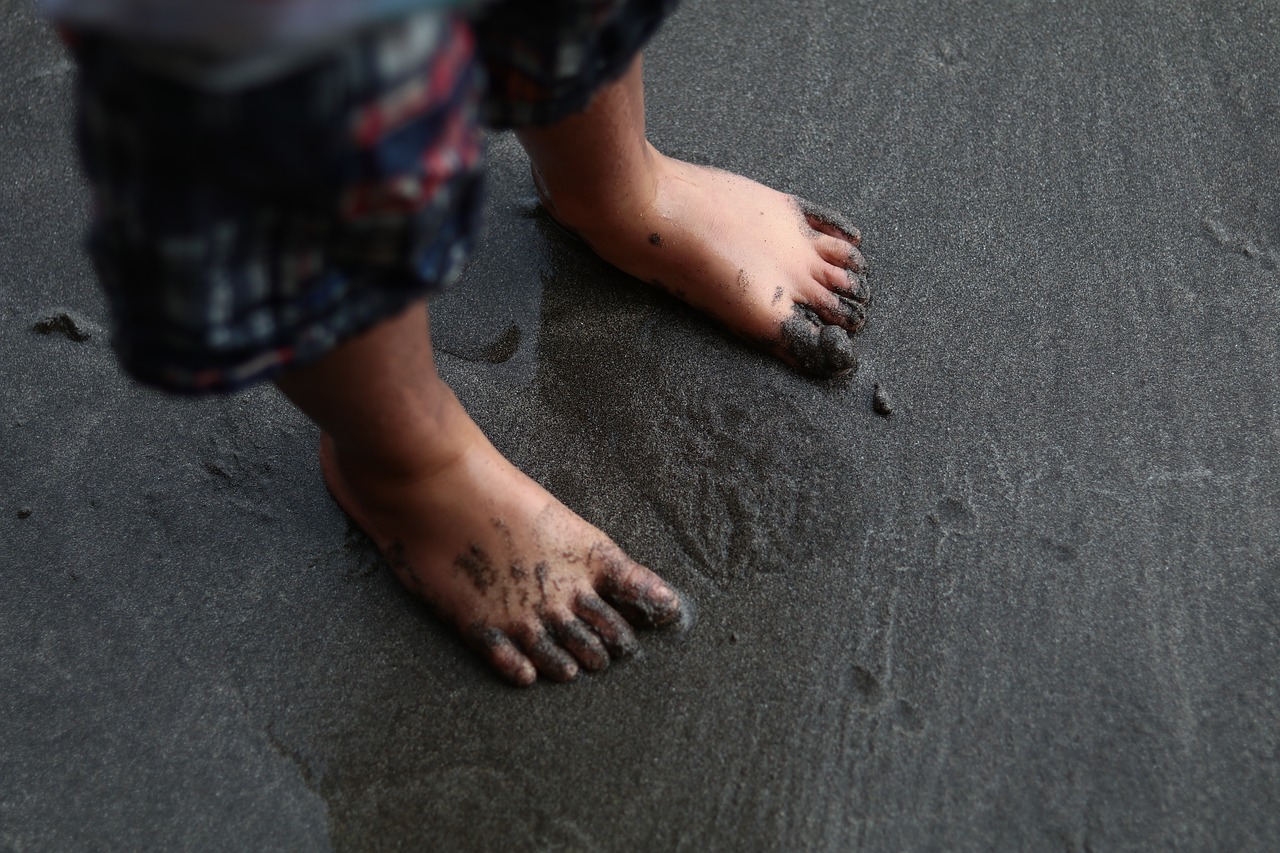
3,0,1278,850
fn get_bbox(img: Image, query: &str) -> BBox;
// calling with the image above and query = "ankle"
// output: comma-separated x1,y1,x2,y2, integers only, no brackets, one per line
328,386,480,490
531,143,662,235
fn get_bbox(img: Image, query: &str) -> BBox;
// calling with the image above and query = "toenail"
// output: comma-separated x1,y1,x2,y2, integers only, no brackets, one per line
838,296,868,329
651,582,677,604
845,271,871,304
643,585,683,624
516,662,537,686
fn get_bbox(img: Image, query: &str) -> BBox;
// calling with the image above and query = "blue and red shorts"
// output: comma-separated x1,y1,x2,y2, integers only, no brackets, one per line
70,0,678,392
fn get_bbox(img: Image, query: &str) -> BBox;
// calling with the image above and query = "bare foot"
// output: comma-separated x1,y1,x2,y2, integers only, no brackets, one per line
319,414,683,687
534,145,870,377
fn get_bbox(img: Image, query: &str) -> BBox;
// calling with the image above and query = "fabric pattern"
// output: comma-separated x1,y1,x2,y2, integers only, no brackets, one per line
39,0,470,56
475,0,680,127
75,12,484,392
71,0,678,393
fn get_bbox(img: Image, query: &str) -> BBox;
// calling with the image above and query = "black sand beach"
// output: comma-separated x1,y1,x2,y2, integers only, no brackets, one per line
3,0,1278,849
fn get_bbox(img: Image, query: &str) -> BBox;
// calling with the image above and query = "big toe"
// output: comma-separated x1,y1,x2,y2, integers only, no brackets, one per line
594,547,682,628
779,307,859,377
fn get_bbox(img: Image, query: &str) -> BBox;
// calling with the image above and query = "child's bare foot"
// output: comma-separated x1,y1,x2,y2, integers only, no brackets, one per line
534,147,870,377
517,57,868,378
276,303,682,687
319,415,682,687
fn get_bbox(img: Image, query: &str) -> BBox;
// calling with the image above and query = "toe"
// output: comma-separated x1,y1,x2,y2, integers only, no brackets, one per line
814,236,867,273
800,284,868,334
575,592,640,658
465,622,537,687
779,306,824,374
592,546,682,627
780,305,858,377
819,324,859,372
846,270,872,305
839,295,868,333
550,613,611,672
516,625,580,683
798,198,861,246
816,264,872,305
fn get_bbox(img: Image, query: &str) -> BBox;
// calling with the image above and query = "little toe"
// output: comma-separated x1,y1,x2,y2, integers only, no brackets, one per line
575,592,640,658
814,235,867,273
798,198,861,246
551,614,611,672
465,622,537,687
596,553,683,628
517,625,580,683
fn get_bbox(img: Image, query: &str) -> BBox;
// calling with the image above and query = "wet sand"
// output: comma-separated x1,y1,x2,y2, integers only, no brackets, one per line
3,0,1278,850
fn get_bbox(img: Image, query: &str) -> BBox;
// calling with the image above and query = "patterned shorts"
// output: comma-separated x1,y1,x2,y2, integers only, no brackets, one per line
71,0,678,393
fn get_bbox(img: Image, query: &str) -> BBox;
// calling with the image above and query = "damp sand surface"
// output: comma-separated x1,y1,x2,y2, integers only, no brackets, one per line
3,2,1279,851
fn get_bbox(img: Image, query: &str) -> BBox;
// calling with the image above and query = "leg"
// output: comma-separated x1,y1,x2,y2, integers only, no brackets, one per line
275,301,682,686
518,57,871,378
67,14,683,685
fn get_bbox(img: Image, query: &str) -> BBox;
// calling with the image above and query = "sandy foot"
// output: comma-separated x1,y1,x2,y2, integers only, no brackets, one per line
536,146,871,377
319,431,683,686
